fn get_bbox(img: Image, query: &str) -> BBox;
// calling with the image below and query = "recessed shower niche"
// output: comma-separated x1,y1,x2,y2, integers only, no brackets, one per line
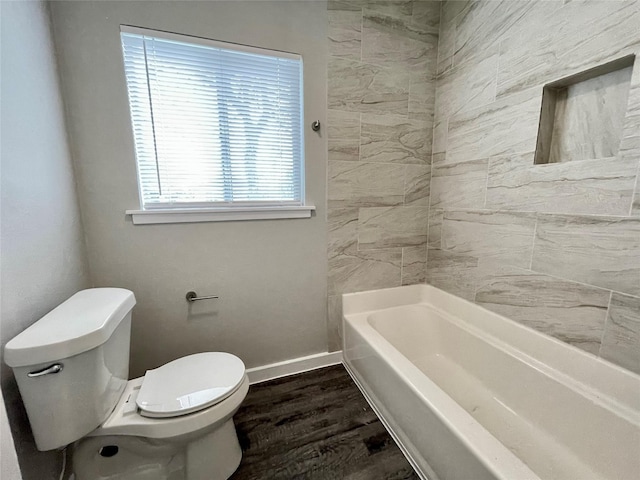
534,55,635,165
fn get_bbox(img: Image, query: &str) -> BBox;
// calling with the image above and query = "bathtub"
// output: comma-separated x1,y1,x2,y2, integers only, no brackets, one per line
342,285,640,480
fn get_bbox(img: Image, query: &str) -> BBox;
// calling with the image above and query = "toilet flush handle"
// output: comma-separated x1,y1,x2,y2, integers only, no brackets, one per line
28,363,63,378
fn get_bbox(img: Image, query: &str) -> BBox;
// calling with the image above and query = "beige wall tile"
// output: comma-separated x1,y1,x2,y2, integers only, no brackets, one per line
441,210,536,268
404,164,431,206
328,207,359,258
427,208,443,247
328,9,362,60
426,247,478,301
475,264,609,354
436,13,456,75
328,161,405,208
435,47,498,124
402,245,427,285
496,2,638,97
454,1,558,69
328,109,360,162
411,1,440,34
358,206,428,249
362,8,438,75
361,113,431,164
430,158,488,209
446,88,542,164
409,72,436,118
328,0,365,12
532,214,640,296
600,292,640,374
328,248,402,295
328,57,410,114
632,167,640,216
364,1,413,20
437,54,453,77
440,0,470,25
486,154,638,216
432,118,448,155
433,48,498,158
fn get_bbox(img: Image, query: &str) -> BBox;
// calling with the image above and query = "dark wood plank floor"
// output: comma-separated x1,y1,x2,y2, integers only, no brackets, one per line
231,364,418,480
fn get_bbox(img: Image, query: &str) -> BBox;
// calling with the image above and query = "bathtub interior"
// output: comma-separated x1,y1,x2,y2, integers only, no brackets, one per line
343,285,640,480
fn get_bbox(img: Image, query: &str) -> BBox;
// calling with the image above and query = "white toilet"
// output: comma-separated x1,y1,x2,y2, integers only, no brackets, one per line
4,288,249,480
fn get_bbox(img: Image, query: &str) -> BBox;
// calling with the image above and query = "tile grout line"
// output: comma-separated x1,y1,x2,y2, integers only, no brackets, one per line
415,206,640,221
435,0,445,72
529,216,538,270
403,164,408,206
493,38,502,102
359,5,364,65
331,158,433,167
427,1,445,278
426,119,438,278
358,112,362,163
597,291,614,358
400,247,405,286
527,264,630,297
439,209,444,248
471,254,481,304
482,157,490,208
628,161,640,216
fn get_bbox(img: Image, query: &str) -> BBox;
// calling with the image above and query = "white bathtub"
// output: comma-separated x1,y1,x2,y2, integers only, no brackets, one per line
342,285,640,480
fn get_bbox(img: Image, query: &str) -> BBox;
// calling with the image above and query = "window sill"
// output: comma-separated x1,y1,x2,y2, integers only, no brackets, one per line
126,205,316,225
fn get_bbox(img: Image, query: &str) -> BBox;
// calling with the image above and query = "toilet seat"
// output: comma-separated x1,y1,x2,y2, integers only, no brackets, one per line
137,352,245,418
89,373,250,440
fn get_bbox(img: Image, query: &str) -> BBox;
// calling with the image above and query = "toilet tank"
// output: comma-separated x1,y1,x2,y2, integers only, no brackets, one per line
4,288,136,451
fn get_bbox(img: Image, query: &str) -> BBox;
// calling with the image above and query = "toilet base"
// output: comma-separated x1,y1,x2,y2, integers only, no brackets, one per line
187,419,242,480
72,419,242,480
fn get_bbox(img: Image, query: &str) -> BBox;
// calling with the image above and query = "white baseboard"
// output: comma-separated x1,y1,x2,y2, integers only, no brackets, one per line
246,351,343,385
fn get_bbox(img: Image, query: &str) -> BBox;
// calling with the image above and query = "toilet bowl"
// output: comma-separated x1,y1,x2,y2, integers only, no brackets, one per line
4,288,248,480
74,353,249,480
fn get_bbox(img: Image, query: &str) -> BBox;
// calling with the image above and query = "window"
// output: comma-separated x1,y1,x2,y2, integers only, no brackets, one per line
120,26,312,223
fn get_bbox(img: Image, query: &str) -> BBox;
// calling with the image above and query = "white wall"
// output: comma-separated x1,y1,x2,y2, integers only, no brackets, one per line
1,392,21,480
49,0,329,377
0,1,91,478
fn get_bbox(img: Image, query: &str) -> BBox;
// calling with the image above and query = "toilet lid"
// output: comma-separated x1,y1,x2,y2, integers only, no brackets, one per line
136,352,245,418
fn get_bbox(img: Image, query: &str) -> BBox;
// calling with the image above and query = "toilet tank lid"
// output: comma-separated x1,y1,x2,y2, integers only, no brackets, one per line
4,288,136,368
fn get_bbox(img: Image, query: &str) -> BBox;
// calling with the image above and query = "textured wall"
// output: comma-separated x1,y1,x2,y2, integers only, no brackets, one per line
49,0,329,377
326,0,440,350
429,0,640,374
0,1,91,478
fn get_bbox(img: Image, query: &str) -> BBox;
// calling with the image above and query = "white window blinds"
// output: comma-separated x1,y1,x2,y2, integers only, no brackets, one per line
120,26,304,210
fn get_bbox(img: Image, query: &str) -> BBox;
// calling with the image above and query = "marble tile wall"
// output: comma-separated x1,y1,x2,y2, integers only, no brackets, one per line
326,0,439,350
428,0,640,374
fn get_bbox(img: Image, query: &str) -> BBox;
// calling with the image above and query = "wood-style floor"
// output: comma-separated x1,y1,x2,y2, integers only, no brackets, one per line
230,364,418,480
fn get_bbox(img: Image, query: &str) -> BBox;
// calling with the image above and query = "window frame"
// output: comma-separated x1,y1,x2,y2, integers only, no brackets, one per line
119,26,314,224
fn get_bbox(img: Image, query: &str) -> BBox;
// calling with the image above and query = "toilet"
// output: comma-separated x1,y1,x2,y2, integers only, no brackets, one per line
4,288,248,480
